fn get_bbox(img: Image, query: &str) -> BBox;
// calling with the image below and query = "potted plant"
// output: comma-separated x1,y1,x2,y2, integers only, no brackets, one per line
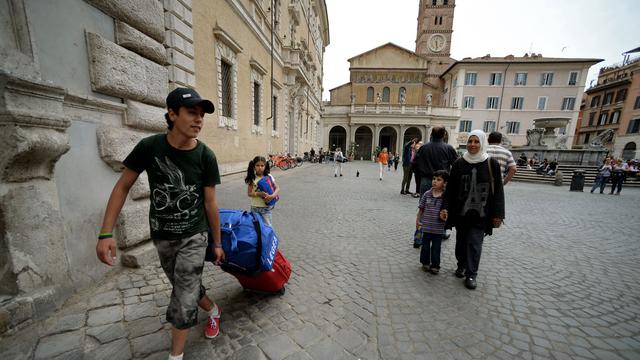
347,143,358,161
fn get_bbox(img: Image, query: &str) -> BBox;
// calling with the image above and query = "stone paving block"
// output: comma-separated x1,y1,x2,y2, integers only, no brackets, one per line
86,338,132,360
289,324,324,348
44,313,85,335
89,290,122,309
331,327,367,353
124,301,158,321
87,306,123,327
229,344,268,360
86,323,127,344
127,316,163,338
131,330,170,357
305,337,349,360
34,330,84,359
258,333,301,360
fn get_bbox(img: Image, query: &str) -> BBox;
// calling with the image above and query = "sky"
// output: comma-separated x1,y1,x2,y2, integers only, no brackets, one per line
321,0,640,100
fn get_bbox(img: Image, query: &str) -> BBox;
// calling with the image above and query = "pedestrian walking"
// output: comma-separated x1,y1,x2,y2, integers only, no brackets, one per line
378,147,389,180
96,87,224,360
590,158,612,194
245,156,279,226
416,170,448,274
334,147,345,177
610,159,629,195
410,141,423,197
486,132,517,185
401,138,418,195
414,126,458,197
441,130,505,290
393,152,399,171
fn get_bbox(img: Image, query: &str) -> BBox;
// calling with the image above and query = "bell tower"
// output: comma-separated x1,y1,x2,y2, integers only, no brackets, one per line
415,0,455,76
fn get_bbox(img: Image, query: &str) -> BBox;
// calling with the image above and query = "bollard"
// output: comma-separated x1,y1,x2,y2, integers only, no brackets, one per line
569,170,585,191
554,170,564,186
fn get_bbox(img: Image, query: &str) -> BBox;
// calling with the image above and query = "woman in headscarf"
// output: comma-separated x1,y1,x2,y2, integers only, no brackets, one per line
440,130,505,290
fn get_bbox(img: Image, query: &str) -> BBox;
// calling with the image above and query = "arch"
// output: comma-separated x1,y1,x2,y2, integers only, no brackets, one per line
382,87,390,102
403,127,422,145
354,126,374,160
378,126,398,154
367,87,374,102
622,142,636,160
328,126,347,152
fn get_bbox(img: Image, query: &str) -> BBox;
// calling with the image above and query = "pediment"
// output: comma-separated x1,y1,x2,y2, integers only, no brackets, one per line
348,43,428,69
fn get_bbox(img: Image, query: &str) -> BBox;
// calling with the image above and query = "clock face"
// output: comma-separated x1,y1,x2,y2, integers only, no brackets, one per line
428,34,446,53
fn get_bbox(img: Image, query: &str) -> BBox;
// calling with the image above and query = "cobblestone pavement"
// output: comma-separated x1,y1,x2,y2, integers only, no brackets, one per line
2,161,640,359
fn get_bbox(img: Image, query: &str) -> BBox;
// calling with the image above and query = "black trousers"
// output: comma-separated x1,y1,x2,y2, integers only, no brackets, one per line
454,223,485,278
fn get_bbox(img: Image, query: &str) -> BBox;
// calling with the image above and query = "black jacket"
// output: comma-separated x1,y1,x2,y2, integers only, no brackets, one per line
443,157,505,236
414,139,458,178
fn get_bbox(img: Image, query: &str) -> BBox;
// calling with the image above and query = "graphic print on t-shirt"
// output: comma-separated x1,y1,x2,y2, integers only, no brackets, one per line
151,156,200,232
460,167,489,217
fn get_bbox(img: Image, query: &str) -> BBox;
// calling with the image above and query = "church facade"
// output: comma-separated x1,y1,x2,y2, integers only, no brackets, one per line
321,0,460,159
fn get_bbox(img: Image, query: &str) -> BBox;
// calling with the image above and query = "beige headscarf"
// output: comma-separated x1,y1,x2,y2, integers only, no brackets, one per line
463,129,489,164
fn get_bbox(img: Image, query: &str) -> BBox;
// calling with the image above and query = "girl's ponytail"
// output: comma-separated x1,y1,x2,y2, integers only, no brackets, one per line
245,159,255,184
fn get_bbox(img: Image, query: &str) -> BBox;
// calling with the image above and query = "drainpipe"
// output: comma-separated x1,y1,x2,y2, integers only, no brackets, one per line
265,0,276,154
496,63,511,131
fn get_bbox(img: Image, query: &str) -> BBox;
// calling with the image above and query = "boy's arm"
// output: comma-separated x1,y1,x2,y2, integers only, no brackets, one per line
416,208,424,228
97,168,139,266
204,185,224,264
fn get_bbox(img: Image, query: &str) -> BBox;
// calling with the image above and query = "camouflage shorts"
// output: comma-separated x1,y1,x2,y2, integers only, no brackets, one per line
153,231,207,329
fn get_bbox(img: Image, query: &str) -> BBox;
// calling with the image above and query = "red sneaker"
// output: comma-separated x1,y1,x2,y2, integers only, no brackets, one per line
204,305,220,339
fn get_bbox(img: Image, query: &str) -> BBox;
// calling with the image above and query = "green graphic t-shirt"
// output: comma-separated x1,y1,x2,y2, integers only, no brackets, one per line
123,134,220,240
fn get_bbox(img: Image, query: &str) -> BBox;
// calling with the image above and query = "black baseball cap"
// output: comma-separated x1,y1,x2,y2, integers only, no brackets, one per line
166,87,215,113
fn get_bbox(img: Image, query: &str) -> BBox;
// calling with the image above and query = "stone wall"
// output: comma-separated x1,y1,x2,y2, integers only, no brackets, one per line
0,0,195,335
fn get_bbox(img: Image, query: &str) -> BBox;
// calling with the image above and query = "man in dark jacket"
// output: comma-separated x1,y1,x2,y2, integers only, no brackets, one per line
401,138,418,195
414,126,458,196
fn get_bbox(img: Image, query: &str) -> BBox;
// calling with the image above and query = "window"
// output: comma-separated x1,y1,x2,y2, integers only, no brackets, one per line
486,96,500,109
489,72,502,85
611,110,620,124
615,89,627,103
588,112,596,126
628,119,640,134
463,96,475,109
599,112,608,125
483,121,496,133
220,60,233,117
443,0,448,4
568,71,578,85
537,97,547,110
540,72,554,86
439,16,443,25
511,97,524,110
272,96,278,130
452,77,457,87
635,96,640,109
253,82,261,126
506,121,520,134
464,73,477,86
604,92,613,105
514,72,527,85
382,87,390,102
432,0,437,5
591,96,601,108
561,97,576,111
367,87,374,102
583,133,590,144
434,16,438,25
459,120,472,132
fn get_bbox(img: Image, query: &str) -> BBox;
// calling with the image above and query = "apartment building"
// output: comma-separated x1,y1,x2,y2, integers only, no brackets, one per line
441,55,601,147
576,49,640,160
194,0,329,171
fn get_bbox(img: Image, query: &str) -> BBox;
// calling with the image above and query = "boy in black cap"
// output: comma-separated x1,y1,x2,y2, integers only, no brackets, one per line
97,87,224,360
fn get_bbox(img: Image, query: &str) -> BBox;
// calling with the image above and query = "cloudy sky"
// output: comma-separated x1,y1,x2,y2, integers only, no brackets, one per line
321,0,640,100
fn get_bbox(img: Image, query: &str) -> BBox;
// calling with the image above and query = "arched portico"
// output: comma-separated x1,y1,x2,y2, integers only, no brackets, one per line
378,126,398,154
622,142,636,160
354,126,373,160
328,125,347,152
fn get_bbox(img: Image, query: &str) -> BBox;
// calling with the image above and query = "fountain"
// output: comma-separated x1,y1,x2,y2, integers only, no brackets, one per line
510,118,608,166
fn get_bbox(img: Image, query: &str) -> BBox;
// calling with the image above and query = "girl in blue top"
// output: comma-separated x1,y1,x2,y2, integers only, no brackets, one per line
245,156,279,226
